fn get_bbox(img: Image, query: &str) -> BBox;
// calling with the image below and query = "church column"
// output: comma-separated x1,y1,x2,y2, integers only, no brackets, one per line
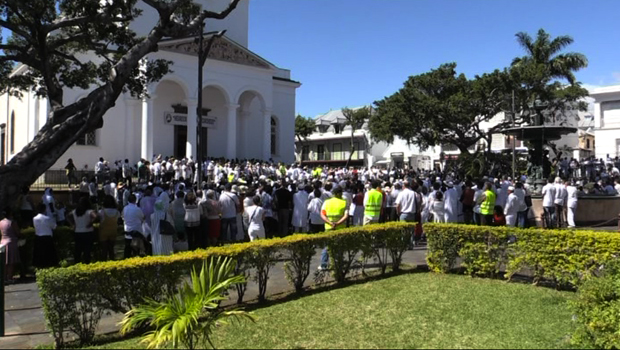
125,98,140,159
186,98,198,159
226,103,239,160
141,95,156,160
262,109,272,161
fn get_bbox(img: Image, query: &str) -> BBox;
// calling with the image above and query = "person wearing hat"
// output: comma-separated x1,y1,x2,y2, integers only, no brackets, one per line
504,186,519,227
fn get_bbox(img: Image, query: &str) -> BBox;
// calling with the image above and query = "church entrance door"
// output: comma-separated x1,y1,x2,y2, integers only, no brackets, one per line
174,125,186,159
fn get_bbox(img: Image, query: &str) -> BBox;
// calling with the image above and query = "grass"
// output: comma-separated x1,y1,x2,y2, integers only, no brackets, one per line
81,272,577,349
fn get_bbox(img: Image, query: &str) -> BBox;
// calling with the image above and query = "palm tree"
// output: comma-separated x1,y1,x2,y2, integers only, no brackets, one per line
119,257,255,349
510,29,588,125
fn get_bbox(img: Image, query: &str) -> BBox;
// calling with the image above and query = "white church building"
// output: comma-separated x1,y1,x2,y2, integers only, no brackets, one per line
0,0,300,171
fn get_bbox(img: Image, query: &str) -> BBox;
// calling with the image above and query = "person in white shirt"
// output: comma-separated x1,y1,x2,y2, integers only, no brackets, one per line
307,189,325,233
219,183,240,242
395,181,417,222
122,194,145,258
542,178,557,229
32,203,59,268
94,157,104,185
513,182,528,228
472,181,484,225
292,185,310,233
443,182,458,223
554,177,568,228
504,187,519,227
566,181,579,228
243,195,266,241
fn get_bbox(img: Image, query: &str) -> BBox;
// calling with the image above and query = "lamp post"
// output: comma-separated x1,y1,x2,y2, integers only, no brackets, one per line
195,23,226,185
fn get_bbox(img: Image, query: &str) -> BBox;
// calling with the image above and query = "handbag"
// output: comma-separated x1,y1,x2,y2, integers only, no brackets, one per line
159,214,176,236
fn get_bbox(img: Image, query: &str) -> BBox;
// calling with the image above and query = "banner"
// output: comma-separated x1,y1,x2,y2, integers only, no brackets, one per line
164,111,217,129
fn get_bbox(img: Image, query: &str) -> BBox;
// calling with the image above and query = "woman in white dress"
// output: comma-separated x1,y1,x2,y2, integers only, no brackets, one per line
291,185,310,233
432,191,446,223
151,199,174,256
243,195,266,242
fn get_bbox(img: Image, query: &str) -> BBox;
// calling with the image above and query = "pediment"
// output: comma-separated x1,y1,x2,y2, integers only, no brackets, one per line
159,36,272,69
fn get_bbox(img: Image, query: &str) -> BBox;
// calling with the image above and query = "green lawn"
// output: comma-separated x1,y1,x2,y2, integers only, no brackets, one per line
86,273,576,349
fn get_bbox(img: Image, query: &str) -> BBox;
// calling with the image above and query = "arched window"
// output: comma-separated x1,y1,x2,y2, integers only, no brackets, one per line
10,111,15,154
270,117,277,155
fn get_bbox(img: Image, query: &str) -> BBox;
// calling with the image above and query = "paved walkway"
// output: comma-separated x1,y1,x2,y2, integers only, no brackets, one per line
0,246,429,349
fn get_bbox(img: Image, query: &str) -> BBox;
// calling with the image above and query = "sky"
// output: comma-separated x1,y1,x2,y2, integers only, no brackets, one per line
247,0,620,118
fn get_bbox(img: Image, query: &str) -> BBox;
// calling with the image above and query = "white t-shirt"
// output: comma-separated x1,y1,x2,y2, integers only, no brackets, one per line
395,188,417,214
566,186,578,209
542,184,556,207
33,213,57,237
219,191,239,219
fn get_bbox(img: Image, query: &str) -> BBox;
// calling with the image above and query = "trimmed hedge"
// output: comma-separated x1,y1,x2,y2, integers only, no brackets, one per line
425,223,620,285
37,222,416,348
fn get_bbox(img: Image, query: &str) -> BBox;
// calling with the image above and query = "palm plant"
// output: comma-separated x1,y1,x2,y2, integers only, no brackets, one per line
119,257,255,349
510,29,588,125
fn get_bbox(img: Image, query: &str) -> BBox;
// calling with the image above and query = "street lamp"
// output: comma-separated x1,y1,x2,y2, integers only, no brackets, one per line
195,22,226,185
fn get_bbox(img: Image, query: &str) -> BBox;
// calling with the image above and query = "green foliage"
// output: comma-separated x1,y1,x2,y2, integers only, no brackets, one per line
327,229,363,284
37,223,417,348
283,236,318,293
570,260,620,349
425,223,620,285
370,63,509,153
248,244,278,303
510,29,589,125
294,115,316,144
119,257,255,350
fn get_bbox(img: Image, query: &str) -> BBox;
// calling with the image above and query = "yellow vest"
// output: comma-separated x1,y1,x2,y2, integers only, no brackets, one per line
323,197,347,231
480,190,496,215
228,173,235,183
365,189,383,217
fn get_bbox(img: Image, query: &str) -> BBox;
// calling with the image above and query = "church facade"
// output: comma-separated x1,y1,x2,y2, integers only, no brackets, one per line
0,0,300,171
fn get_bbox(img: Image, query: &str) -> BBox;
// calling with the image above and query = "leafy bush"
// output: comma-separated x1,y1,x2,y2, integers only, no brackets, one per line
119,257,255,349
283,235,320,293
425,223,620,284
570,260,620,349
37,222,417,348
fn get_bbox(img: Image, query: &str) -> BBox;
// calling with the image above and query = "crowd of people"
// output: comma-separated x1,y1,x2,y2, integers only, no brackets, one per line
3,152,620,284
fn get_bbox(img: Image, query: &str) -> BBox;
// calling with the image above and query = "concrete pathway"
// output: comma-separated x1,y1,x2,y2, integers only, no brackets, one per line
0,246,429,349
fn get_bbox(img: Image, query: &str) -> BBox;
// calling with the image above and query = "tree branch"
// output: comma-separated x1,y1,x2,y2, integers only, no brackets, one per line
0,19,34,44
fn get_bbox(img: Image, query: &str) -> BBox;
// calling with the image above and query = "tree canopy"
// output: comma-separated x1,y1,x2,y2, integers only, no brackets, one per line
0,0,242,209
369,29,589,154
294,114,315,144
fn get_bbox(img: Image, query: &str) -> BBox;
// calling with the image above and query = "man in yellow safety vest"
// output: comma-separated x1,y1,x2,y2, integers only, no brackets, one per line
363,180,383,225
477,182,496,226
318,187,349,270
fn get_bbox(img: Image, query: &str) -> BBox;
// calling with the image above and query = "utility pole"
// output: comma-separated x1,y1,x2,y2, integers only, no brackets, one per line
511,89,516,181
196,24,226,186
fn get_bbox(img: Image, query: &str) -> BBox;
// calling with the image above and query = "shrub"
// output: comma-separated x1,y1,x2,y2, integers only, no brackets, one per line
425,224,620,285
36,222,416,348
327,229,364,284
283,235,320,293
570,259,620,349
119,257,255,350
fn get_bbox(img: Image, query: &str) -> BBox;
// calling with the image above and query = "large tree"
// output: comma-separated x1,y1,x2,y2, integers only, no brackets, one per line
294,114,315,161
369,63,510,154
341,106,371,167
0,0,241,209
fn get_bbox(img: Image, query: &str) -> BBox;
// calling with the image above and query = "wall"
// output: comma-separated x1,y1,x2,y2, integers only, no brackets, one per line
531,196,620,226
